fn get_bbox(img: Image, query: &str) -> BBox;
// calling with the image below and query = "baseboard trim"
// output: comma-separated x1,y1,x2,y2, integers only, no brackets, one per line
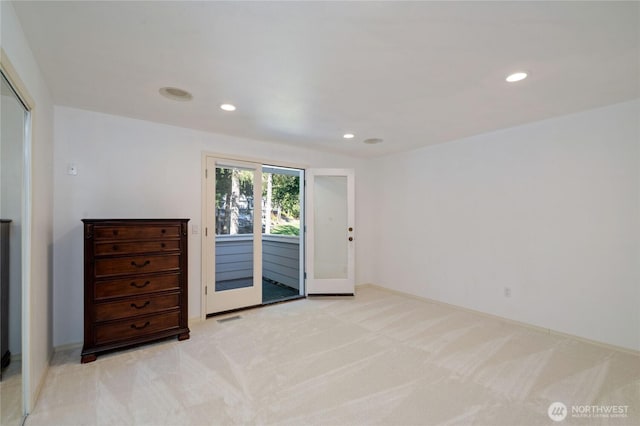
356,283,376,293
188,316,205,327
53,342,83,353
366,284,640,357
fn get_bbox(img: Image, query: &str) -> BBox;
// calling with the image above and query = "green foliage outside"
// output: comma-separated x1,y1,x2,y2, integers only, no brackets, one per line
215,168,254,208
215,169,301,235
215,168,254,234
271,224,300,236
263,174,300,218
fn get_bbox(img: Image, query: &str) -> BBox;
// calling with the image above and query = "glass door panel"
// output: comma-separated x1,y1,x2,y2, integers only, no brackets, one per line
215,165,255,292
306,169,355,295
314,176,348,279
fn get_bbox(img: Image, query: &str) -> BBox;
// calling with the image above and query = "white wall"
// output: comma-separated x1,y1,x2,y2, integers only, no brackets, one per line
52,106,373,346
0,1,55,412
370,99,640,351
52,101,639,351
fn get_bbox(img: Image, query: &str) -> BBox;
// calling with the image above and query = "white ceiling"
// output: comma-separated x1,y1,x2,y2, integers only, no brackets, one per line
13,1,640,158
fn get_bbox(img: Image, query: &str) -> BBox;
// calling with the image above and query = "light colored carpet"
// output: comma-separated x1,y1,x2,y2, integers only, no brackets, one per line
26,286,639,425
1,359,23,426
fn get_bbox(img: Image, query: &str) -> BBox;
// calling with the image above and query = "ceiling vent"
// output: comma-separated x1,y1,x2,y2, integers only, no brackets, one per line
159,87,193,101
363,138,383,145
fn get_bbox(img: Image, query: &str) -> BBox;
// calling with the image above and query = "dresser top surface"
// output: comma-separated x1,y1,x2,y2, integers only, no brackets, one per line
83,219,190,223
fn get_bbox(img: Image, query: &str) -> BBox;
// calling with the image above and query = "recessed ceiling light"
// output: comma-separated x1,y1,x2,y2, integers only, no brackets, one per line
363,138,383,145
159,87,193,101
506,72,528,82
220,104,236,111
343,133,355,139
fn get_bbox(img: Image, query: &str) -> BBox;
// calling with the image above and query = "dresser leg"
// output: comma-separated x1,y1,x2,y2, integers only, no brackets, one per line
178,332,190,341
81,353,97,363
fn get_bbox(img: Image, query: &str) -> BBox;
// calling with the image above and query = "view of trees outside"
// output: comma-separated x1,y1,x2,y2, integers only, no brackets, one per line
215,167,301,236
263,173,300,236
215,167,254,235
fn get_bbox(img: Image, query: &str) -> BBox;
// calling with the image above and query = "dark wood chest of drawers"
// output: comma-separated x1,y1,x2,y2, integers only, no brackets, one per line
81,219,190,363
0,220,10,371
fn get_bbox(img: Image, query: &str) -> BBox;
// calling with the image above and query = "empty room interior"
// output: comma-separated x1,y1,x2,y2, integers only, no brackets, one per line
0,1,638,425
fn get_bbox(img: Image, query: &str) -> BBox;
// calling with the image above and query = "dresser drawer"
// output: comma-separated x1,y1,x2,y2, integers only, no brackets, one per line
93,225,181,241
94,240,180,256
95,254,180,278
95,274,181,300
95,294,180,322
95,311,180,345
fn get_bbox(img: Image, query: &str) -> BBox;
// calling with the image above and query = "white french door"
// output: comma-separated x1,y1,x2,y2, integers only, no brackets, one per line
203,161,354,313
205,157,262,314
305,169,355,295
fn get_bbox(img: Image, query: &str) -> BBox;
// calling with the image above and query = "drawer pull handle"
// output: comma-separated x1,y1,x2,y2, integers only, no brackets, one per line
130,321,150,330
161,243,166,248
112,245,119,251
130,280,150,289
161,229,166,234
113,230,119,236
131,260,150,268
131,301,150,310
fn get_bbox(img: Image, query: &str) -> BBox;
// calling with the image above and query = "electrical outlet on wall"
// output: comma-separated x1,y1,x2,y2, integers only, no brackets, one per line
504,287,511,298
192,224,199,235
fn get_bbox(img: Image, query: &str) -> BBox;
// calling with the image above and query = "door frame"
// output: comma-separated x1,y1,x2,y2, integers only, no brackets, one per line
205,157,263,313
200,152,307,320
1,49,34,416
